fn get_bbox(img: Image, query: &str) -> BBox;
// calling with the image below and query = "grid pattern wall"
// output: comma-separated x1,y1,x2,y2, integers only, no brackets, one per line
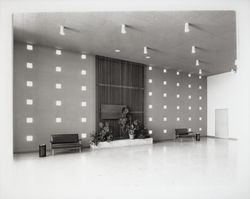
13,42,96,153
144,67,207,141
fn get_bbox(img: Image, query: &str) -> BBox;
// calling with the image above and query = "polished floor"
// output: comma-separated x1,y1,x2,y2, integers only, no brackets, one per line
2,138,250,199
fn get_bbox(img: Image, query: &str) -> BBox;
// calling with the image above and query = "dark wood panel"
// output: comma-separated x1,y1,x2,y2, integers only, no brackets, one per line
96,55,145,139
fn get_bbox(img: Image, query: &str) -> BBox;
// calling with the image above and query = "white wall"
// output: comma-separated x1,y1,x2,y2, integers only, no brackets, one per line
207,3,250,140
208,72,241,139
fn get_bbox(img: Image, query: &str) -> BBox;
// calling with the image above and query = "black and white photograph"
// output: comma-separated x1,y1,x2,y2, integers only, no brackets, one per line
1,0,250,198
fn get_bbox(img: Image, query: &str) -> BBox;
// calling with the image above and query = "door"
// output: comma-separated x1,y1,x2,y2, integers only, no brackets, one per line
215,109,229,139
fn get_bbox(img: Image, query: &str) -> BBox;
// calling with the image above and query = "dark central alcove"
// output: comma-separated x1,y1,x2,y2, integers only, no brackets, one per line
96,56,145,140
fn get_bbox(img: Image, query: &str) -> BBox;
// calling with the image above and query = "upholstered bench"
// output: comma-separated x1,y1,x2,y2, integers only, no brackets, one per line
50,134,82,155
175,128,196,141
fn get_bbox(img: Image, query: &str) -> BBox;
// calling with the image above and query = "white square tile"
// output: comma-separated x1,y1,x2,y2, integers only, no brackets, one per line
56,49,61,55
26,62,33,69
26,99,33,105
56,100,62,106
56,66,62,72
26,44,33,51
26,117,33,123
56,83,62,89
81,54,87,59
81,101,87,107
26,81,33,87
81,117,87,123
56,117,62,123
81,86,87,91
26,135,33,142
81,70,87,75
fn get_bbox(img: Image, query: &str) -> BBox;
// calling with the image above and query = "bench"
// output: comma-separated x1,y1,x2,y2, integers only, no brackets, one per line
175,128,196,141
50,134,82,155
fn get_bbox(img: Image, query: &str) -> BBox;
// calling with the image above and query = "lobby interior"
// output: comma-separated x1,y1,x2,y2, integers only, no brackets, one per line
1,0,250,199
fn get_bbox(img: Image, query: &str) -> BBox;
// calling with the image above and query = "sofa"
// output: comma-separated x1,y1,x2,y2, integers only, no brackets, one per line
175,128,196,141
50,134,82,155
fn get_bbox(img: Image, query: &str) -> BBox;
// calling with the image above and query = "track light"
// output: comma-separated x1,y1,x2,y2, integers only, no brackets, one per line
59,25,65,35
196,59,200,66
199,69,202,75
235,59,238,66
144,46,148,54
192,46,196,54
121,24,126,34
184,22,190,33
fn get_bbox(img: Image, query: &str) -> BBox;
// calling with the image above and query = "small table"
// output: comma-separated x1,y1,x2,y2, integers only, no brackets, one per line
196,133,200,141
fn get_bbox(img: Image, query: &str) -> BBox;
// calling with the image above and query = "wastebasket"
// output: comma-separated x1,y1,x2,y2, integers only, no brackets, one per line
39,144,46,157
196,133,200,141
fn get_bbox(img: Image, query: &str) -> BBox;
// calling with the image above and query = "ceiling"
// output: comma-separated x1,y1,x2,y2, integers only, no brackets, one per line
13,11,236,76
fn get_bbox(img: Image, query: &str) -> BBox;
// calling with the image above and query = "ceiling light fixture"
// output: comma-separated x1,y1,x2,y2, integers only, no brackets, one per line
59,25,65,35
115,49,120,53
196,59,200,66
144,46,148,54
184,22,190,33
235,59,238,66
192,46,196,54
121,24,127,34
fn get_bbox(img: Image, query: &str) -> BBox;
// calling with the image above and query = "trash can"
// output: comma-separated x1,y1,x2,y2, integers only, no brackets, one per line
39,144,46,157
196,133,200,141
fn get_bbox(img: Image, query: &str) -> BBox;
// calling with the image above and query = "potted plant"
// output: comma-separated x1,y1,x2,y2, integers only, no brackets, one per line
128,124,136,139
90,122,113,146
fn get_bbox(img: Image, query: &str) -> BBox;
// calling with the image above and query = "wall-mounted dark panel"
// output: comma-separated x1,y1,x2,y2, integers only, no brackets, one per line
96,56,145,139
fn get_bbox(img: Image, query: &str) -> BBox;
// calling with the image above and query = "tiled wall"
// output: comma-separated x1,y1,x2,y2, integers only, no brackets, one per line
13,42,96,153
144,66,207,141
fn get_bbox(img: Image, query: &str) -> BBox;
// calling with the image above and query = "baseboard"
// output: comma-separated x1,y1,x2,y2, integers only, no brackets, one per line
14,145,90,154
206,135,237,141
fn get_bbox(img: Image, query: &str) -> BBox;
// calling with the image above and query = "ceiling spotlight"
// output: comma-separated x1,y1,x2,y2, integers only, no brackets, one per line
192,46,196,54
144,46,148,54
199,69,202,74
184,22,190,33
59,25,65,35
115,49,120,53
235,59,238,66
145,56,151,59
121,24,127,34
196,59,200,66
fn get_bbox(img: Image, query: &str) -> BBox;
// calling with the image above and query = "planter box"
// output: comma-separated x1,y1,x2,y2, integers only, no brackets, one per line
90,138,153,149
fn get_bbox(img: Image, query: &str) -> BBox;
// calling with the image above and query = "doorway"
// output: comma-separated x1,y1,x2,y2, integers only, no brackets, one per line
215,109,229,139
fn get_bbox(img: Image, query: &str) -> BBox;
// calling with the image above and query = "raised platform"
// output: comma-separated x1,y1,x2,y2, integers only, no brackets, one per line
90,138,153,149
